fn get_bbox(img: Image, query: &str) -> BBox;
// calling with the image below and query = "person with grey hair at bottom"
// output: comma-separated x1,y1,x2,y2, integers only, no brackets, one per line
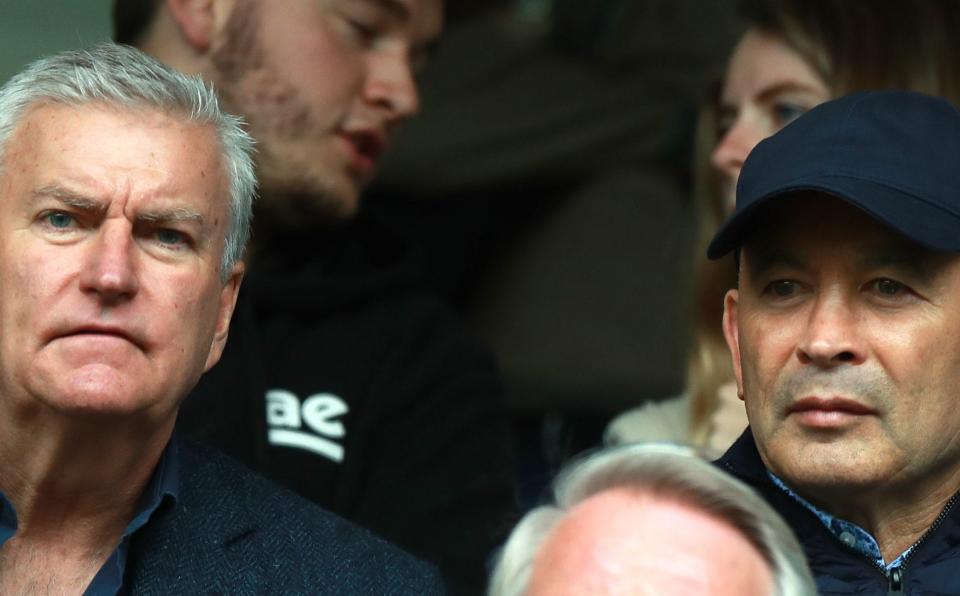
0,43,442,594
489,443,816,596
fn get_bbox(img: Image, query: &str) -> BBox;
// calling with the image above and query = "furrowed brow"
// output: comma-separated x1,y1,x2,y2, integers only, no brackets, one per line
31,185,105,213
136,208,205,226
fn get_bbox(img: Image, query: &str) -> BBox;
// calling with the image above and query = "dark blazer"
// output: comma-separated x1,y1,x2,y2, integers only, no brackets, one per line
124,439,446,595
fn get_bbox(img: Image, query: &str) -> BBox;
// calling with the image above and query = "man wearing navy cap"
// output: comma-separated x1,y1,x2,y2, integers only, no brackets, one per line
712,91,960,594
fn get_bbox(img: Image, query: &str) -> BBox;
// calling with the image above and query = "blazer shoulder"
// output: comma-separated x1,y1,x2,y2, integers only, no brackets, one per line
128,440,445,595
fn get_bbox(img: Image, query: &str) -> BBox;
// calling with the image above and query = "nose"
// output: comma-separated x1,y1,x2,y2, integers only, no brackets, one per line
364,49,420,122
710,116,762,187
79,224,140,304
796,291,866,368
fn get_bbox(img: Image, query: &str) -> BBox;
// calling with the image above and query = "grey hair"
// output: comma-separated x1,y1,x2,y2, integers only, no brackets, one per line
489,443,817,596
0,42,256,281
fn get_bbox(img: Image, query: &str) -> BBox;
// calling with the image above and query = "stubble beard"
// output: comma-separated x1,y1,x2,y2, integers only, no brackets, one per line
209,0,361,229
758,364,896,489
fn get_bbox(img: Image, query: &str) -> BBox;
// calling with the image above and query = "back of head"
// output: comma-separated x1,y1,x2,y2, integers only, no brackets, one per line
0,42,256,278
489,444,816,595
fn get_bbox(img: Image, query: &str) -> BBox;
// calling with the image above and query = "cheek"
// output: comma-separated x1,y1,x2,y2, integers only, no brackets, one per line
868,319,938,386
739,316,799,396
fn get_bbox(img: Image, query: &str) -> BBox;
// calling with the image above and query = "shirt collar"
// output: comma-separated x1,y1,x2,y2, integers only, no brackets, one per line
0,436,179,538
126,435,180,534
766,470,912,571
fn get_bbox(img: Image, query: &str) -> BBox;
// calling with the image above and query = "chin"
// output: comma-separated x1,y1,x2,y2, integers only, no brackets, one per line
775,440,891,491
258,167,363,225
40,370,155,418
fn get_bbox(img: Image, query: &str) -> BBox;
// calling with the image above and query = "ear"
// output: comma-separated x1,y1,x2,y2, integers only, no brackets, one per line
722,288,745,401
204,261,244,372
165,0,219,52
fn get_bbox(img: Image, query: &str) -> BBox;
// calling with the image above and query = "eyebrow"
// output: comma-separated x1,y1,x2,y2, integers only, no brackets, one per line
742,246,805,279
755,81,827,104
137,208,204,226
860,246,947,284
371,0,410,19
745,241,947,285
32,185,105,213
717,81,828,115
365,0,441,60
32,184,204,226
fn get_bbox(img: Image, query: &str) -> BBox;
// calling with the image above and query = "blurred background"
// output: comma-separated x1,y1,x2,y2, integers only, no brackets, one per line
0,1,111,83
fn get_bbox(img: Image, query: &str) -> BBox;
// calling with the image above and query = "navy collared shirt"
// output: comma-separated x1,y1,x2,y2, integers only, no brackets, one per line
768,470,912,571
0,439,179,595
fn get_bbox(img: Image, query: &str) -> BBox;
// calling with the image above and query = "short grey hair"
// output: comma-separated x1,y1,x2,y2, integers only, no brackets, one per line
0,42,256,280
490,444,816,596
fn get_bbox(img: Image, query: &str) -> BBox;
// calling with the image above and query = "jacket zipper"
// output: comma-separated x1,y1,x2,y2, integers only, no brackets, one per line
722,459,960,595
887,566,903,594
880,490,960,595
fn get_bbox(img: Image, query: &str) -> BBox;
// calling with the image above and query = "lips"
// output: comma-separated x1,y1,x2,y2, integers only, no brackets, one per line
789,397,876,415
52,324,145,351
788,396,877,429
339,128,386,175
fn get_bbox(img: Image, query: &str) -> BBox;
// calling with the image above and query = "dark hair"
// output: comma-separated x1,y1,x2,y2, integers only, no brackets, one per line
112,0,161,46
741,0,960,101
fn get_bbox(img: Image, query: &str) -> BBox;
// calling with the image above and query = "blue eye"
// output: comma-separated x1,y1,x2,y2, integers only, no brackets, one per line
774,103,808,128
46,212,74,229
156,229,187,246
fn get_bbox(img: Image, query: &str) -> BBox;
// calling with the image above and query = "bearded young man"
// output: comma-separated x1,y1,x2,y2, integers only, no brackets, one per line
113,2,514,592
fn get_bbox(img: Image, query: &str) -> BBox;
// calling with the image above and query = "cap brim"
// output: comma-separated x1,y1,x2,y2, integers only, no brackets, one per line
706,175,960,259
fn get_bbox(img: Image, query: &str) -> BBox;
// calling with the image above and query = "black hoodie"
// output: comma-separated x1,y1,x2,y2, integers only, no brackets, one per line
177,212,516,595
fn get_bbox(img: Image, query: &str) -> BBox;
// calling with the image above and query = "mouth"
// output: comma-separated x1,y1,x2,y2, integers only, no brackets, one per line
57,326,143,350
788,396,877,428
339,129,386,176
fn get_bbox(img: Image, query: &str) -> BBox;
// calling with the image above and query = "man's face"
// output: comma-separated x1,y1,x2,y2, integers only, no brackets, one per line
724,196,960,503
207,0,443,223
527,489,773,595
0,104,241,422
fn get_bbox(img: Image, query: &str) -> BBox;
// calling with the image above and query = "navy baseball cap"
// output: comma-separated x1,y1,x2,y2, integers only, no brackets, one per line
707,91,960,259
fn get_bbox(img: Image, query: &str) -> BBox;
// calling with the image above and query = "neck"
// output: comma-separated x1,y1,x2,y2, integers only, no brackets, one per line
0,405,172,543
805,469,960,564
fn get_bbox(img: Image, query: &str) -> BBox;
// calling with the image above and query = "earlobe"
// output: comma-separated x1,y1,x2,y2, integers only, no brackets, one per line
165,0,219,52
722,289,745,400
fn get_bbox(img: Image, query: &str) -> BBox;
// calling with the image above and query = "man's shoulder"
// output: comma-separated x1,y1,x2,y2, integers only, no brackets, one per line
127,439,445,595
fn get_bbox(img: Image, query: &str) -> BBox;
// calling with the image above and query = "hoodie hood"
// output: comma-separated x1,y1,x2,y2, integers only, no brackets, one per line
242,209,426,316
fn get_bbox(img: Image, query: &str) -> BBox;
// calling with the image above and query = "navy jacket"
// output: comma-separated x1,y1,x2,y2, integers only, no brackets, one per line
124,439,445,595
716,430,960,595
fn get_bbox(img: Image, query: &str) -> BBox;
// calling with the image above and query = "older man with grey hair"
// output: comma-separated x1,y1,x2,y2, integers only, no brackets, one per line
0,43,442,594
490,444,816,596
